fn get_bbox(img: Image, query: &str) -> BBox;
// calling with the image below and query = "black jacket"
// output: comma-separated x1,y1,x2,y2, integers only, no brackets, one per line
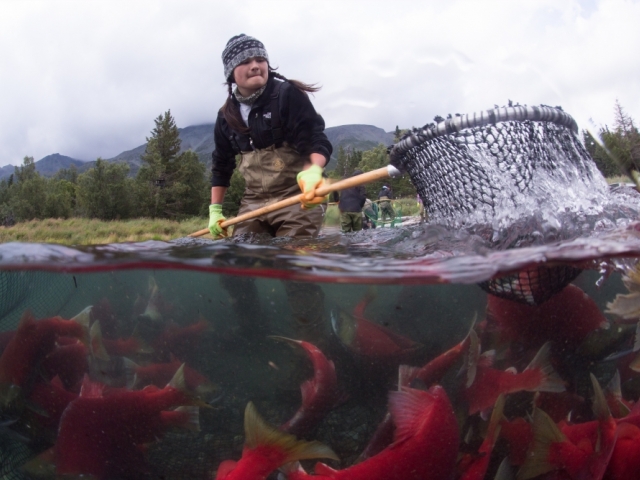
211,77,333,187
378,186,393,200
338,170,366,213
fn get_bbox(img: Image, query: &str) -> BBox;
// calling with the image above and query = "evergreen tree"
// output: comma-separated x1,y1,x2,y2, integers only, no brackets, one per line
135,110,180,217
77,159,132,220
8,156,48,221
583,101,640,180
141,110,181,176
357,144,416,200
164,150,209,218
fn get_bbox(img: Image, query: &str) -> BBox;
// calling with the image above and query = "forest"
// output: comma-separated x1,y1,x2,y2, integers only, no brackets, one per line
0,101,638,228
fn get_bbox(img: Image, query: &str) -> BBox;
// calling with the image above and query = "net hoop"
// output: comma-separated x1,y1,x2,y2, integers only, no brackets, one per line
390,105,578,166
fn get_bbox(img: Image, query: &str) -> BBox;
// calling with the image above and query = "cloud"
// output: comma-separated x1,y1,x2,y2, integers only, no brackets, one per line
0,0,638,166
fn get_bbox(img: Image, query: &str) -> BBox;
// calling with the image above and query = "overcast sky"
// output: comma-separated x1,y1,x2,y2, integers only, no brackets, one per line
1,0,639,167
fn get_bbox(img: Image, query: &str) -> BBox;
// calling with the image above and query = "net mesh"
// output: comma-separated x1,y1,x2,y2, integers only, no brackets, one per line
389,105,599,304
0,271,76,332
477,265,583,306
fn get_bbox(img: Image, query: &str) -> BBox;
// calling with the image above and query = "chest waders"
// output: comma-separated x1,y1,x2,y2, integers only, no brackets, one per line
221,82,327,345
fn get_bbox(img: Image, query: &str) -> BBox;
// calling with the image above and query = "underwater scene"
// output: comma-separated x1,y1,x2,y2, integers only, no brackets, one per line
2,208,640,479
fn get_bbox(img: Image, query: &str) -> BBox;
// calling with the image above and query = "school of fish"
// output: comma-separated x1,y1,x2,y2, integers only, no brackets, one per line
2,264,640,479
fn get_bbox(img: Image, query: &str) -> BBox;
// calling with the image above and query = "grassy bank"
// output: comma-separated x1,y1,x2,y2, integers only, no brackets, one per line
1,177,628,245
0,217,206,245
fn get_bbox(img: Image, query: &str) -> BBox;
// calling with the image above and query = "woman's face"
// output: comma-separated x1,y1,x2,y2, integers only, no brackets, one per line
233,57,268,96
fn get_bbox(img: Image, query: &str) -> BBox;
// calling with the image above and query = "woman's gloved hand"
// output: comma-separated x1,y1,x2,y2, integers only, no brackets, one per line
208,204,228,237
296,164,326,209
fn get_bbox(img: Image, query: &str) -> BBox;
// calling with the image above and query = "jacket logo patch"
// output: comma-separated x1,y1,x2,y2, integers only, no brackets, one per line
273,158,285,171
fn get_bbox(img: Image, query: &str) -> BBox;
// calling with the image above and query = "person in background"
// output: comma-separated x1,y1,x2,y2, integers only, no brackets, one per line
338,170,366,233
377,184,395,224
208,34,332,341
362,198,378,229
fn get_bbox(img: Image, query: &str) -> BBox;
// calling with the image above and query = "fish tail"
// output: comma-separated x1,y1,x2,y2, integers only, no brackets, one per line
398,365,419,388
168,406,200,432
517,408,565,480
524,342,565,393
244,402,338,466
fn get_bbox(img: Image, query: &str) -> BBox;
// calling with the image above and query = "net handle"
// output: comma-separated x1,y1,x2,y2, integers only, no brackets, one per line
390,105,578,164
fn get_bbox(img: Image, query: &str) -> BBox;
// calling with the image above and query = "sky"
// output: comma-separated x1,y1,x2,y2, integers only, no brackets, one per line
1,0,639,167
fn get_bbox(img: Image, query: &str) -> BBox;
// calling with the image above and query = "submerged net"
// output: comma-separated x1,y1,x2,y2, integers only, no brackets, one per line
0,271,76,331
389,104,608,304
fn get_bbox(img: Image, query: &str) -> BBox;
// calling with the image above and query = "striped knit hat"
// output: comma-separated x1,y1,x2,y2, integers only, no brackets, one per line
222,34,269,82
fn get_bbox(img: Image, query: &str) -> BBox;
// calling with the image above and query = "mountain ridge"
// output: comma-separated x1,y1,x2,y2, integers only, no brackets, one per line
1,124,394,180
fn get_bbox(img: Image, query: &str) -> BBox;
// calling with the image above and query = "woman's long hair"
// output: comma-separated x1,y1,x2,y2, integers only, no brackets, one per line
221,69,320,134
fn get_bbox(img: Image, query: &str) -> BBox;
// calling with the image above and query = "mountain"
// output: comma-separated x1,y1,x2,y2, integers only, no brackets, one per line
324,124,395,161
36,154,87,176
0,154,88,180
0,123,394,180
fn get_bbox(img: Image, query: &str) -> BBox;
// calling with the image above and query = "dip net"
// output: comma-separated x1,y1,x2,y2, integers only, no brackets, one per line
389,104,606,305
0,271,76,331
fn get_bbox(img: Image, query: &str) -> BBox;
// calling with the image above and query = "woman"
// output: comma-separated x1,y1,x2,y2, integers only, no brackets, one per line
208,34,332,341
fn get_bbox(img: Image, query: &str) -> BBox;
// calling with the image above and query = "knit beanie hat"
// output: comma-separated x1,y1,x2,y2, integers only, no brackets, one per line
222,34,269,82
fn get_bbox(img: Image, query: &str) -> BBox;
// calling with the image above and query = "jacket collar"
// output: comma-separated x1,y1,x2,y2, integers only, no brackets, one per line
231,76,278,109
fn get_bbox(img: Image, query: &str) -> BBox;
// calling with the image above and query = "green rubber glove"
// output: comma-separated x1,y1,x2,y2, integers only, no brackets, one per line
296,164,327,209
208,204,228,238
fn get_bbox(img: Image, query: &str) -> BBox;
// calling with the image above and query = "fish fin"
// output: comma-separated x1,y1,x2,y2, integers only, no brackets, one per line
172,406,201,432
268,335,302,348
50,375,65,389
16,309,35,329
331,308,356,347
71,305,92,330
278,461,308,476
606,370,623,400
388,386,435,445
215,459,237,480
494,457,516,480
20,446,56,478
485,394,506,447
168,363,186,391
79,374,104,398
353,286,377,319
89,321,110,362
590,373,611,423
465,329,481,388
398,365,419,389
606,292,640,319
517,408,566,480
122,357,140,389
314,462,339,475
524,342,565,393
479,349,496,368
244,402,339,464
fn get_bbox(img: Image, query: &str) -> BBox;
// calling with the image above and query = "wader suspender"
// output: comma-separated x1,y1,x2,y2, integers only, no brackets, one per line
270,81,286,148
